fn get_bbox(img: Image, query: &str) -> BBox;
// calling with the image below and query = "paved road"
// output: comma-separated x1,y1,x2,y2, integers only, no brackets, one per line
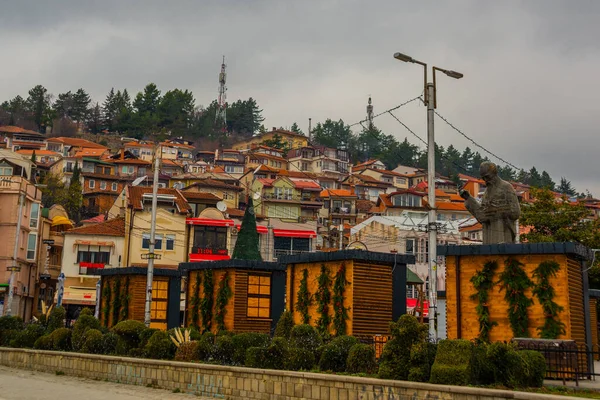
0,365,210,400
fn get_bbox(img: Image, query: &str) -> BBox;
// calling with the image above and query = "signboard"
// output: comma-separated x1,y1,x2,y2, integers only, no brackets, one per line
39,273,51,280
141,253,162,260
42,239,55,245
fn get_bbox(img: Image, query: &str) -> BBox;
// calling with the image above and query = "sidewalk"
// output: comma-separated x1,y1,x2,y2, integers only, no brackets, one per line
544,360,600,391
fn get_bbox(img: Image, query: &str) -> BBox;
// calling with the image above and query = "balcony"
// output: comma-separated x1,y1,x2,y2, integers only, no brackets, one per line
330,207,356,215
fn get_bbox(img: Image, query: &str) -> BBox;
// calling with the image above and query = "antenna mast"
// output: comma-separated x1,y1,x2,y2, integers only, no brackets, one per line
216,56,227,131
366,96,374,130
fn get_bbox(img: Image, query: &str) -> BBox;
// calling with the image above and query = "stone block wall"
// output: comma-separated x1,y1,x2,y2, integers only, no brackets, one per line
0,348,571,400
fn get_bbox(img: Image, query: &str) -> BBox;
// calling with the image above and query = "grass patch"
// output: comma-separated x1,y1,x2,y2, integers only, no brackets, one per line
55,370,64,376
172,388,181,393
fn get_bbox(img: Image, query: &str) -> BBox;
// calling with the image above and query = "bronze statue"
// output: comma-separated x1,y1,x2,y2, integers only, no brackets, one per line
460,162,521,244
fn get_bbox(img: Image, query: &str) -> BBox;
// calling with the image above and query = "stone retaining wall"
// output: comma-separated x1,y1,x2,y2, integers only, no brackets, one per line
0,348,575,400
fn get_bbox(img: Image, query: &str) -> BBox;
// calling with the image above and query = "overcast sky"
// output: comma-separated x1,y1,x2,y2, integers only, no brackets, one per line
2,1,599,194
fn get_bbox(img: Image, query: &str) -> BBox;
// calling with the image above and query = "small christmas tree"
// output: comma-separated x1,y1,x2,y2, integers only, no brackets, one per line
232,196,262,260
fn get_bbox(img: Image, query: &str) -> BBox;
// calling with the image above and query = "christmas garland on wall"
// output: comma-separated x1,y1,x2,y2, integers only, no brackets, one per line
469,260,498,342
314,264,332,338
190,272,202,329
296,268,312,324
532,260,566,339
120,276,130,321
333,263,350,336
102,281,112,327
200,269,214,332
498,258,534,338
215,271,233,332
112,276,122,325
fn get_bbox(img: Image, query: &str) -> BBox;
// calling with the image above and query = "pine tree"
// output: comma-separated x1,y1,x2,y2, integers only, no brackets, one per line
102,88,117,132
72,88,91,123
290,122,304,135
232,197,262,260
31,150,37,163
87,103,103,134
66,163,83,222
557,177,576,196
26,85,52,132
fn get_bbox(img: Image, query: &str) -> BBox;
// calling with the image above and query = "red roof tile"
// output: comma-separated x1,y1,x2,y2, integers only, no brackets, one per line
46,137,107,149
0,126,43,135
181,192,221,202
320,189,356,198
66,217,125,236
127,186,190,214
290,179,321,190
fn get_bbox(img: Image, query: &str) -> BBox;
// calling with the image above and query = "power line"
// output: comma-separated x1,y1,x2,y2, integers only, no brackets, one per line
348,95,423,128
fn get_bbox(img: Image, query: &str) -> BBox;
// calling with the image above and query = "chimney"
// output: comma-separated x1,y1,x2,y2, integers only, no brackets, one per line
120,148,125,160
272,127,276,131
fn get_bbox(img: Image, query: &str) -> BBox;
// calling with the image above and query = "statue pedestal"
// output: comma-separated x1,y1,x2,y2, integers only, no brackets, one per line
438,243,593,346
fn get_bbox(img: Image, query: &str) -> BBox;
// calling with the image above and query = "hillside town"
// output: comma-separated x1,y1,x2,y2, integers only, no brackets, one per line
1,123,596,325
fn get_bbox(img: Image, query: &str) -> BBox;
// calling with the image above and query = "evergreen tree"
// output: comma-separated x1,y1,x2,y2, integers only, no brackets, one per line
528,166,542,187
26,84,52,132
133,83,162,136
53,91,74,119
540,171,555,190
40,173,68,209
31,150,37,163
313,119,354,152
232,197,262,261
290,122,304,135
72,88,91,123
557,177,576,197
66,163,83,222
87,103,103,134
102,88,117,132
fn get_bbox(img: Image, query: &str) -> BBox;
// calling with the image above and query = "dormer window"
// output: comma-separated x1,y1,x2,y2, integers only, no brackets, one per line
392,193,422,207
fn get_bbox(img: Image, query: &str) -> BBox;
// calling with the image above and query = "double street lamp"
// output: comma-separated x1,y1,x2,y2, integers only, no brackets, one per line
393,52,463,340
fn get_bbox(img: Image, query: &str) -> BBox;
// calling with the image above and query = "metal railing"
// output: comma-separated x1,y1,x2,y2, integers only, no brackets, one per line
273,249,310,259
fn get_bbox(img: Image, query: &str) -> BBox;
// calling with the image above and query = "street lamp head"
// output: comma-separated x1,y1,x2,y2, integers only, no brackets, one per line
442,69,464,79
393,52,414,63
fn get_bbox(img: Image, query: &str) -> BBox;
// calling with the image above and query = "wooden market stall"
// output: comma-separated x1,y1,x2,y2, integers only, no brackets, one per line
179,259,286,334
280,250,414,337
98,267,181,330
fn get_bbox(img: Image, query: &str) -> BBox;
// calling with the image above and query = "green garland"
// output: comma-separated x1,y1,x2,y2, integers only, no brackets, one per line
470,260,498,342
112,276,122,325
314,265,332,337
532,260,566,339
120,276,130,321
215,271,233,332
498,258,534,338
102,281,112,327
190,272,201,329
333,263,350,336
296,269,312,324
200,269,214,332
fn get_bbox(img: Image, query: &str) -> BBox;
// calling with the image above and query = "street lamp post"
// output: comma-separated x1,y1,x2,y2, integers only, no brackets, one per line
393,52,463,340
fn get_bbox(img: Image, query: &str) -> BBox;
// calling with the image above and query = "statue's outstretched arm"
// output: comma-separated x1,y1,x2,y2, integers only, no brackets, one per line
465,196,489,222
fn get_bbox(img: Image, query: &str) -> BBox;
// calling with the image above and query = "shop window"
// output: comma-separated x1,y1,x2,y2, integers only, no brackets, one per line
247,274,271,318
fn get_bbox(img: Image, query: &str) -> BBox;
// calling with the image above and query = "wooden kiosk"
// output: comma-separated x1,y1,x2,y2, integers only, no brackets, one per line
98,267,181,330
280,250,414,337
179,259,286,334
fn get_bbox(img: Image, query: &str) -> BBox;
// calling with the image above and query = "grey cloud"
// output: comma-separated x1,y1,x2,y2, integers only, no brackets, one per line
1,0,599,193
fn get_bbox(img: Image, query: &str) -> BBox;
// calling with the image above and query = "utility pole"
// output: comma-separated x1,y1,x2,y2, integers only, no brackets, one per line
426,82,437,340
6,189,25,316
339,224,344,250
144,145,161,327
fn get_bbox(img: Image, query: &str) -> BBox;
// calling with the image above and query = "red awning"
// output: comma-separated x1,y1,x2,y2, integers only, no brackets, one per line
189,254,231,262
273,229,317,238
186,218,234,227
235,224,268,234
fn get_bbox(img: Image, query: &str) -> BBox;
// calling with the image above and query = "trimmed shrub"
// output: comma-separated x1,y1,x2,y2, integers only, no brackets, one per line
0,330,19,347
245,347,267,368
274,311,294,339
429,339,472,386
50,328,72,351
188,327,202,341
0,316,24,331
346,344,376,374
285,347,315,371
72,314,101,351
289,324,322,353
486,342,516,386
10,323,45,348
174,341,199,362
79,308,93,317
80,329,103,354
33,334,53,350
197,332,215,361
232,333,269,365
213,335,235,364
470,342,494,385
512,350,546,388
111,320,147,354
408,342,438,382
144,331,176,360
101,332,119,355
139,328,159,348
128,348,145,358
378,315,428,380
318,335,359,372
46,306,66,333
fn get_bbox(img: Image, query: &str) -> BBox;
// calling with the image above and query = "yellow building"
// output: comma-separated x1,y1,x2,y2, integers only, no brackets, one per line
177,177,243,210
109,186,191,269
252,177,301,222
231,128,308,151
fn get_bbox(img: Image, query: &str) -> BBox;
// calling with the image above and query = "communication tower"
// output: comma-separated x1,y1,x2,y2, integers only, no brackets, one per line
366,96,374,130
215,56,227,129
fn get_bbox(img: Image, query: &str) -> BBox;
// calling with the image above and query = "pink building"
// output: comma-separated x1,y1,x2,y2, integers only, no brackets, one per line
0,150,42,320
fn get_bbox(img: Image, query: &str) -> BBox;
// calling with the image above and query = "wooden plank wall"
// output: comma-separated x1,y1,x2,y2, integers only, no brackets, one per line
185,269,235,333
446,254,575,342
233,270,271,334
352,262,393,336
286,261,353,335
567,257,586,345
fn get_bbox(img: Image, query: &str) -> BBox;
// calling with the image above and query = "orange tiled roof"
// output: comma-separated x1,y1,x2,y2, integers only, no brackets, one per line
290,179,321,190
127,186,190,214
124,141,153,148
181,192,221,202
16,149,61,156
184,178,243,191
356,199,375,213
320,189,356,198
460,222,483,232
257,178,275,187
161,159,184,167
0,126,43,135
74,148,109,158
46,137,107,149
435,202,468,211
65,217,125,236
